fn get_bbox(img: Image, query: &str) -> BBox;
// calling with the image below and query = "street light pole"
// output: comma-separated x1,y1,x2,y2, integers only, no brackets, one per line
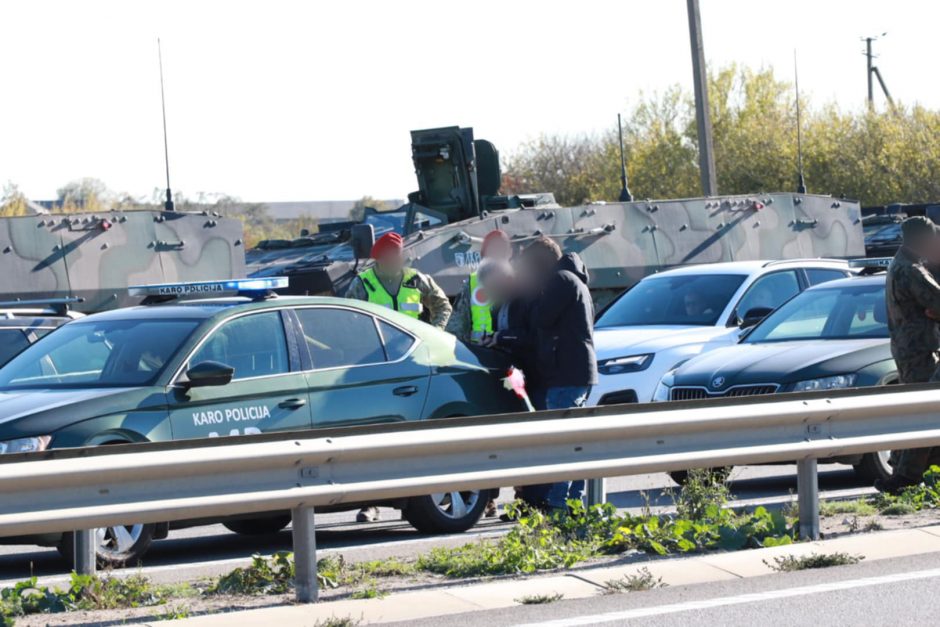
687,0,717,196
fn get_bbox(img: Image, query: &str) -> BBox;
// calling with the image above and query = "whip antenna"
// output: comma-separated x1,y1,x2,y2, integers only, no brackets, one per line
794,50,807,195
158,38,175,211
617,113,633,202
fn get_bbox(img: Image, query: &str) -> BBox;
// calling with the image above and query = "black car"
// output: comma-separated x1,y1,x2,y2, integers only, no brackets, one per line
654,274,895,482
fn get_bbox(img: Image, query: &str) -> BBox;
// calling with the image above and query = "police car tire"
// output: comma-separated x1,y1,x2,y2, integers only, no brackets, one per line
669,467,731,486
853,451,892,482
223,515,292,536
57,525,156,568
403,490,491,534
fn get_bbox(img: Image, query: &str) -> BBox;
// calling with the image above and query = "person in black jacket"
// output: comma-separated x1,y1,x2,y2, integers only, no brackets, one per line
517,236,598,510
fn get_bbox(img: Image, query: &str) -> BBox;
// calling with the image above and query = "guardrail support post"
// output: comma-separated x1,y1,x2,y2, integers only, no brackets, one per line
797,458,819,540
73,530,96,575
291,505,318,603
586,478,606,507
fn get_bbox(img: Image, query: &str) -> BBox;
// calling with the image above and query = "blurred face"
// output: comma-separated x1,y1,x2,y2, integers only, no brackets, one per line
520,250,555,288
481,266,516,303
924,234,940,265
483,238,512,262
684,292,706,316
375,249,405,276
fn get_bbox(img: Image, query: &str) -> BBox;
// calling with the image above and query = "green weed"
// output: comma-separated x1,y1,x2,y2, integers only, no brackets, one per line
515,592,564,604
603,567,666,593
765,552,863,572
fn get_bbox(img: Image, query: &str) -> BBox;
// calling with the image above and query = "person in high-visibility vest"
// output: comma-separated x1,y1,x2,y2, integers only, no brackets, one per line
345,232,451,523
446,230,513,344
345,232,452,329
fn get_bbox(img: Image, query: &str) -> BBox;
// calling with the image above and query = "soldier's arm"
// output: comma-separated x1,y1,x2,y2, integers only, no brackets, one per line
344,277,368,301
418,273,453,329
908,266,940,312
445,284,471,341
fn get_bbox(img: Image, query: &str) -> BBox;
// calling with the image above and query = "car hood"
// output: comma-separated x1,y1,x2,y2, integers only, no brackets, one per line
0,387,153,438
671,339,890,388
594,325,732,359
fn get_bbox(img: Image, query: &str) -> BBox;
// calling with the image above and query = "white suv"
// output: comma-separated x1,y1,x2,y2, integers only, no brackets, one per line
589,259,852,406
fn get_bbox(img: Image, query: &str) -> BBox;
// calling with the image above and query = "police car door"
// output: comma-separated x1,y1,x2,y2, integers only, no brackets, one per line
290,306,430,427
167,310,313,439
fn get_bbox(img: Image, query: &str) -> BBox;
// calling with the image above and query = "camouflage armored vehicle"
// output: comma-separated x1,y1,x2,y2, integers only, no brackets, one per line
249,125,866,306
0,210,245,313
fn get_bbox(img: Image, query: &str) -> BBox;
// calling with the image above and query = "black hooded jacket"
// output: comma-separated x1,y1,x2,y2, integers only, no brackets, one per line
531,253,598,388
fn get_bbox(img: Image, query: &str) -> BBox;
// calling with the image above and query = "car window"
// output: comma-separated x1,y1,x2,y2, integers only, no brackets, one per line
295,308,385,369
596,274,747,327
805,269,847,286
0,330,30,368
735,271,800,319
0,319,200,389
190,312,289,380
379,320,415,361
745,284,888,343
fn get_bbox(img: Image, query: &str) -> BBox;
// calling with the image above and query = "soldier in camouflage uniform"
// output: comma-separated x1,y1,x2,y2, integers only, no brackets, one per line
345,232,451,522
345,232,452,330
876,216,940,494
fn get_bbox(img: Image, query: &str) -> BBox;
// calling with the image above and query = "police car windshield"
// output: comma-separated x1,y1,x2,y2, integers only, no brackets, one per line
744,284,888,343
0,318,200,389
596,274,746,328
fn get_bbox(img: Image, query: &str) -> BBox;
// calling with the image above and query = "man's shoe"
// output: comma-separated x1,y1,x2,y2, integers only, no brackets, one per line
356,506,381,523
484,500,498,518
874,474,920,496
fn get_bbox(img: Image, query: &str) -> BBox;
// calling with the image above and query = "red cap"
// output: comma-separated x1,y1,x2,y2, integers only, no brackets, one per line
481,230,511,257
371,232,404,259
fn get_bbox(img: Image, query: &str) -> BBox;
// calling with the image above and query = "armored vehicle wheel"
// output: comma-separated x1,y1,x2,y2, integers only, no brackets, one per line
404,490,490,533
223,515,292,536
58,524,156,568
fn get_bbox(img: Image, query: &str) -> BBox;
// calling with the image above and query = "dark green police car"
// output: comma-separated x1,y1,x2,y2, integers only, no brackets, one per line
0,278,522,564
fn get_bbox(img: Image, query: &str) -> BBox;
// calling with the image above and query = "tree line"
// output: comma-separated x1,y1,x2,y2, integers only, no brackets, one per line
502,65,940,207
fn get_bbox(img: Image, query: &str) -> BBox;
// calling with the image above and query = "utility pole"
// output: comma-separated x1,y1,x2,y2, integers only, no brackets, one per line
687,0,717,196
864,34,893,107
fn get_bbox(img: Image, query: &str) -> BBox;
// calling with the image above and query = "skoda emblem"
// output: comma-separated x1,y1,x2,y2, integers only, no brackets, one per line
711,376,725,389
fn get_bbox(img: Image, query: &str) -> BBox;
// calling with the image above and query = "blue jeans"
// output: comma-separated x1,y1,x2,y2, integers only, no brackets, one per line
522,386,592,510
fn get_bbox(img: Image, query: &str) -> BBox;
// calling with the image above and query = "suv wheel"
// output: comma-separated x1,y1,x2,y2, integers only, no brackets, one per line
403,490,489,533
58,524,155,568
854,450,892,482
223,514,291,536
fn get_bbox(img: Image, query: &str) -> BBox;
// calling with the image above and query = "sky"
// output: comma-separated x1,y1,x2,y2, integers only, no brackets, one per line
1,0,937,203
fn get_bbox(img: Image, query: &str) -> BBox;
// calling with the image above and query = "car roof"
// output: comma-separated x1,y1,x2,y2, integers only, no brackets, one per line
803,273,886,291
73,296,383,323
646,258,849,278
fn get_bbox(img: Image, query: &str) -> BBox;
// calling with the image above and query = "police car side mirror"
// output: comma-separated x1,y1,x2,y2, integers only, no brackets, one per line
184,361,235,388
739,306,774,329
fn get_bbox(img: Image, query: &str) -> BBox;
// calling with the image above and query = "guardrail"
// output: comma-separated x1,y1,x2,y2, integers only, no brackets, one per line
2,384,939,602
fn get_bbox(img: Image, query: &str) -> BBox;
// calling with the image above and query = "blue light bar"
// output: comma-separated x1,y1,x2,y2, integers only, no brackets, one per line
129,277,289,298
848,257,891,269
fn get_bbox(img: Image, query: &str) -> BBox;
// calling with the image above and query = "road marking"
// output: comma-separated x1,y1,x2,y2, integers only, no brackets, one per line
516,567,940,626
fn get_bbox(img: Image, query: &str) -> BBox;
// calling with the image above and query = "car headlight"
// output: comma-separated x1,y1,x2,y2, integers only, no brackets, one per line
652,369,678,402
0,436,51,455
598,353,653,375
791,374,858,392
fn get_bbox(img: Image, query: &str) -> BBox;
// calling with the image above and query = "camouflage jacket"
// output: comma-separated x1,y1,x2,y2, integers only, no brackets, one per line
444,280,472,342
344,268,453,330
886,247,940,361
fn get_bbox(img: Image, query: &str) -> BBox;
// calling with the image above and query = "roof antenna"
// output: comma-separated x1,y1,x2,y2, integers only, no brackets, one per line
794,50,807,195
158,38,175,212
617,113,633,202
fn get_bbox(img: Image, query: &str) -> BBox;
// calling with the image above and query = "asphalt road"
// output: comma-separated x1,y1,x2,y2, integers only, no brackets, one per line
0,462,874,585
402,545,940,626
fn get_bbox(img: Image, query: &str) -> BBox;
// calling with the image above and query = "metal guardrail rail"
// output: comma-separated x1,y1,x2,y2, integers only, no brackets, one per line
2,384,939,602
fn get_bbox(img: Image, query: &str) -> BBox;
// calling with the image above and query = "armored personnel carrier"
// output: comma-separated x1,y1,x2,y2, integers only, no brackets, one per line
0,210,245,313
248,125,866,306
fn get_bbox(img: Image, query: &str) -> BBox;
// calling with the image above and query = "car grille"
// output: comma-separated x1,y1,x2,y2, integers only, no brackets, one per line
670,384,779,401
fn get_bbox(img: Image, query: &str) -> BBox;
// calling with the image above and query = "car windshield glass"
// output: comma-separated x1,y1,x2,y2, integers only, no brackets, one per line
744,284,887,343
596,274,746,327
0,318,201,389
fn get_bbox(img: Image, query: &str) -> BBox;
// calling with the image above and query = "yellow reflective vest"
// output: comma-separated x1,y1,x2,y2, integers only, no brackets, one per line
469,272,493,341
358,268,423,319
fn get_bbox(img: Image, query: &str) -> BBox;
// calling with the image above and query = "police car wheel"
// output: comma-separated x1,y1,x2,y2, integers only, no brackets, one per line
669,467,731,486
58,524,155,568
223,515,291,536
403,490,490,533
853,451,892,482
